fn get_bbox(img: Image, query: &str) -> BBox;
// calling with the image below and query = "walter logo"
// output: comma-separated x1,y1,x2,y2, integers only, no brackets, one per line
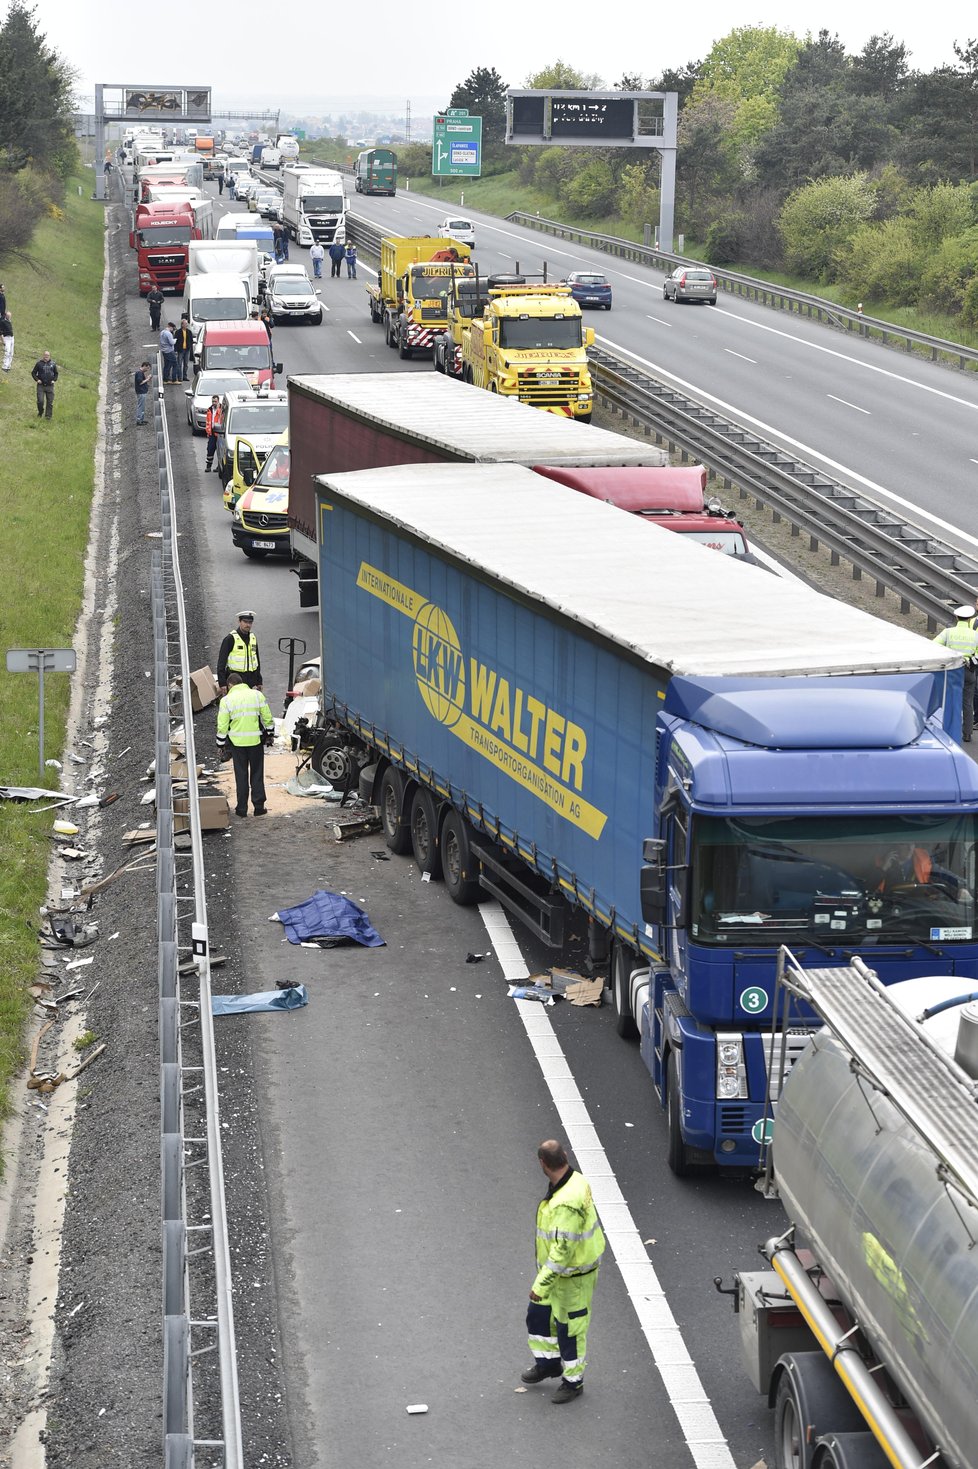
357,562,607,839
412,602,465,727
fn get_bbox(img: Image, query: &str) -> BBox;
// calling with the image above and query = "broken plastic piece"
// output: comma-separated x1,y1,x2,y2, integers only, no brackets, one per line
466,953,485,964
45,759,63,771
405,1404,428,1415
53,820,80,836
212,985,309,1015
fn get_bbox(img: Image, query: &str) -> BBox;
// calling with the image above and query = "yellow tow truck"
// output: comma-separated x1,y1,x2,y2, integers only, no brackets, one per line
460,282,595,421
367,235,473,359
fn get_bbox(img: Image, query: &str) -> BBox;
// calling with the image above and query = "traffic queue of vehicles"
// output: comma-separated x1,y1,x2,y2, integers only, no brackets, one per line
126,137,978,1465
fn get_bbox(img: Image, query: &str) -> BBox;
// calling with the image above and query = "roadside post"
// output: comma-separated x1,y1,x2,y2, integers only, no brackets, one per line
6,648,77,782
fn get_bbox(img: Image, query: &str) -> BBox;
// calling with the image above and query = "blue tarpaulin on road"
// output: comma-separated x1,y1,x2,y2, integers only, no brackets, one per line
212,985,309,1015
272,889,385,947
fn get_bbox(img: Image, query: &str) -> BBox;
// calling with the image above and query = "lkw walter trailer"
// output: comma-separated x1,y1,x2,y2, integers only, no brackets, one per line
312,462,978,1173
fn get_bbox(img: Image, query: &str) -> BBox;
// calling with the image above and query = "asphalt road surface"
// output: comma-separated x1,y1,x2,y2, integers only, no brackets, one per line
160,185,782,1467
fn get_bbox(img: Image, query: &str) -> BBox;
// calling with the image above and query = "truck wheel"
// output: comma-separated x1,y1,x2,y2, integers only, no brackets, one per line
386,317,398,350
410,788,442,877
612,944,639,1039
811,1436,889,1469
441,810,481,905
773,1357,866,1469
379,767,412,853
311,732,356,789
398,330,412,360
666,1055,693,1178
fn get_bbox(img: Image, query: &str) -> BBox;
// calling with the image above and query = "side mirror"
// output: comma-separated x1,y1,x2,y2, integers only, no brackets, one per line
585,327,595,347
640,863,667,926
274,362,283,374
184,389,192,398
129,230,136,248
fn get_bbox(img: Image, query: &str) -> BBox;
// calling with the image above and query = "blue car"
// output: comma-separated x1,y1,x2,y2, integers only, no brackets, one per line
565,270,612,310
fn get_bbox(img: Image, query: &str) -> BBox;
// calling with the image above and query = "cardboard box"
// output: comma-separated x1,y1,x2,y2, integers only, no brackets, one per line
173,794,230,833
189,666,221,713
169,757,205,780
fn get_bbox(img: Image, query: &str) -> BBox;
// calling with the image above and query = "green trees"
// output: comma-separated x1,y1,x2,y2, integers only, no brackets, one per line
0,1,76,180
0,1,77,258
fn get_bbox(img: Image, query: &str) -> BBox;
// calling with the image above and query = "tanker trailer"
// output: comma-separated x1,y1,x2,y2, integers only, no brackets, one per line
725,947,978,1469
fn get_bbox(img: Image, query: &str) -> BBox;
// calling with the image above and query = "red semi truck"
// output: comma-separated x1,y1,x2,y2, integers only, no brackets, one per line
130,200,198,295
287,372,670,606
534,464,752,555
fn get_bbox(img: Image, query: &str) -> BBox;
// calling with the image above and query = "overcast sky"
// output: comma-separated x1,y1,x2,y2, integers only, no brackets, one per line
22,0,972,110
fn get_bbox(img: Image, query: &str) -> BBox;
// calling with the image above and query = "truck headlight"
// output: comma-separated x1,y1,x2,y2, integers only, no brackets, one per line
715,1032,748,1100
232,506,242,524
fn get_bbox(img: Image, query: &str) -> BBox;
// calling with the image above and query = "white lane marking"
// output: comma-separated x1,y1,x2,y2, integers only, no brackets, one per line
347,330,362,344
595,335,978,554
719,303,978,412
723,349,756,364
480,899,735,1469
827,394,870,415
647,315,673,327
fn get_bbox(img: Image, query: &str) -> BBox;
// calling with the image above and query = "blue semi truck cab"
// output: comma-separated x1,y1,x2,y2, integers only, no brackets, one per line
618,671,978,1173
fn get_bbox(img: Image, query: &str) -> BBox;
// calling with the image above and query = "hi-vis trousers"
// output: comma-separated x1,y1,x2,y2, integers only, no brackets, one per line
526,1266,599,1385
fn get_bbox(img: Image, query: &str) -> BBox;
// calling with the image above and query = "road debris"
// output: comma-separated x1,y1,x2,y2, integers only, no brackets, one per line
405,1404,428,1415
271,890,385,947
212,985,309,1016
331,809,381,841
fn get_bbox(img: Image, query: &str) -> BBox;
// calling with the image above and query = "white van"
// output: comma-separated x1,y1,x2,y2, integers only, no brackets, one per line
184,274,250,352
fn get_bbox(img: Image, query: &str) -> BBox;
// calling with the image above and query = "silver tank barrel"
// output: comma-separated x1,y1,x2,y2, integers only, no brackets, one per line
773,1029,978,1469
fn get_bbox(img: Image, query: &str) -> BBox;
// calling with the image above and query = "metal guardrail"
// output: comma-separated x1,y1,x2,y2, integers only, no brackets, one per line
589,345,978,629
152,355,243,1468
506,211,978,371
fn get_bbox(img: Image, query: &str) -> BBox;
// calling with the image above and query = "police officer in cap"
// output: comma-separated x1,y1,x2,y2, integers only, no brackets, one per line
217,610,262,695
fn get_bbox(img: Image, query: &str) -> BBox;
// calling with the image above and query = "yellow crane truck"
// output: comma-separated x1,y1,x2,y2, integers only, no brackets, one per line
367,236,473,359
459,282,595,421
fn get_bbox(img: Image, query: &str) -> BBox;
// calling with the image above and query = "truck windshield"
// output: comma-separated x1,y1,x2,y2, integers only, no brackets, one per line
690,812,978,946
140,226,191,245
194,298,247,321
499,317,583,350
205,345,272,369
411,273,452,303
226,405,288,434
301,194,343,213
676,530,748,555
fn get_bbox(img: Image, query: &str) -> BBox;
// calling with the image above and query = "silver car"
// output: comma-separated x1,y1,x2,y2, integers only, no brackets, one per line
663,266,718,305
184,368,252,433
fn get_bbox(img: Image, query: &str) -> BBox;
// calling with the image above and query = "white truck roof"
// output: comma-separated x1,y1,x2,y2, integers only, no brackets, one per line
291,372,668,468
314,461,954,679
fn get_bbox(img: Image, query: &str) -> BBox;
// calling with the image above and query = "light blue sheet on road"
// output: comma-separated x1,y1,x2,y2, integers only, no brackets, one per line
271,889,385,947
212,984,309,1015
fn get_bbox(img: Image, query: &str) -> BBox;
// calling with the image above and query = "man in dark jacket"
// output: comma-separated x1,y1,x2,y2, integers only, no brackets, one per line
175,317,193,380
147,286,165,332
328,240,345,277
31,351,58,418
134,361,152,425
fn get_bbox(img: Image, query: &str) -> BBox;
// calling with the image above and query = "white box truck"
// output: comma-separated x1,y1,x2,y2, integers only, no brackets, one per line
281,166,345,247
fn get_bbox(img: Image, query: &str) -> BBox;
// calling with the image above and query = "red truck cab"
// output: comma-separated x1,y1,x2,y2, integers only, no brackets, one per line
130,200,196,295
533,464,751,555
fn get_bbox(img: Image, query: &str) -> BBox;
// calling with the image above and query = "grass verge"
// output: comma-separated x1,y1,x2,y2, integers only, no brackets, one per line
0,174,105,1161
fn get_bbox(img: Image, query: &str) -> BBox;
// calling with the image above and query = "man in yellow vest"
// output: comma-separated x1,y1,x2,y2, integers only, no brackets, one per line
522,1139,605,1404
216,672,275,817
217,610,262,695
933,604,978,742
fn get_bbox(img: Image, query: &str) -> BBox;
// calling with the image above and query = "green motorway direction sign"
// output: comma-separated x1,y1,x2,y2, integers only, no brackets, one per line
432,109,482,177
